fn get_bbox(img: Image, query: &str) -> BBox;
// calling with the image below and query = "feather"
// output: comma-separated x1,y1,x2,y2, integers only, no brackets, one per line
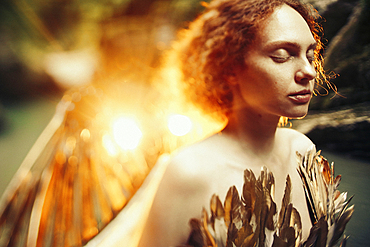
278,176,292,230
224,186,242,230
226,223,238,247
242,169,256,224
339,235,348,247
329,204,354,247
303,217,328,247
297,145,354,247
201,208,217,247
214,217,228,247
272,233,288,247
291,208,302,242
210,194,225,230
0,86,159,247
297,154,318,225
187,146,353,247
187,218,204,247
209,195,228,246
253,173,265,247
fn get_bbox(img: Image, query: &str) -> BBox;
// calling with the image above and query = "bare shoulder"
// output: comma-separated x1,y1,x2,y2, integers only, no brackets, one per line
276,127,315,155
159,148,206,191
166,134,227,176
155,133,237,205
138,136,223,246
154,134,223,198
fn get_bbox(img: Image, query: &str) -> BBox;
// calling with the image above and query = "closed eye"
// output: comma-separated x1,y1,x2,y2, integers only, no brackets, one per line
270,48,294,63
265,41,317,64
307,56,315,64
271,56,290,63
306,49,315,64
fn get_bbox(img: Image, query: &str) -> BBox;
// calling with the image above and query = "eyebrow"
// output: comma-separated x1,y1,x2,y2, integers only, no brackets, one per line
263,41,318,52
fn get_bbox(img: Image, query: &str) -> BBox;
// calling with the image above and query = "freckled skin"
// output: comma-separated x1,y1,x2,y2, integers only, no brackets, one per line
232,5,317,121
138,5,317,247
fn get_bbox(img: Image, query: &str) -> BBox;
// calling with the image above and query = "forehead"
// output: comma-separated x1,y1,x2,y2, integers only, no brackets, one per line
256,4,315,47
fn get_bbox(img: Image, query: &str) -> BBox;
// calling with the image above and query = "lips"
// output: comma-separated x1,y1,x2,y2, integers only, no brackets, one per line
288,89,312,104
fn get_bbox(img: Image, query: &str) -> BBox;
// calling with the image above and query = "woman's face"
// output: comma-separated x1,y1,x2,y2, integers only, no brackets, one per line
233,4,317,120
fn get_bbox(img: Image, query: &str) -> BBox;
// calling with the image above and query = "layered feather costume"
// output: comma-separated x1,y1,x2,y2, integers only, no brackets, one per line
185,146,354,247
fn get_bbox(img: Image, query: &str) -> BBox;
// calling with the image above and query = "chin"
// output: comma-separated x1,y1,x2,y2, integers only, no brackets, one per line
278,103,310,120
287,105,310,119
294,114,308,120
284,110,309,119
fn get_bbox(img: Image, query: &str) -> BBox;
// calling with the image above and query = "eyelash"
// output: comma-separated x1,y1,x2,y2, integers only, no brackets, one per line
271,53,315,64
307,55,315,64
271,55,292,63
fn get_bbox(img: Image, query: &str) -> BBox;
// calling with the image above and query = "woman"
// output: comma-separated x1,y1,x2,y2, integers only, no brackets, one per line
139,0,327,246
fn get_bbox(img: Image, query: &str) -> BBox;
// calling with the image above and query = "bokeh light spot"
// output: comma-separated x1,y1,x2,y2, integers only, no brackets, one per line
168,114,192,136
113,117,142,150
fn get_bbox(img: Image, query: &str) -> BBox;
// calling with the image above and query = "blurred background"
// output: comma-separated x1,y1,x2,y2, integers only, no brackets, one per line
0,0,369,246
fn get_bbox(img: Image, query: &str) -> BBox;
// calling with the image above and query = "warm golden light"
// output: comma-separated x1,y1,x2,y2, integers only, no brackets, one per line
102,134,118,156
113,117,143,150
80,128,91,142
44,50,98,88
168,114,193,136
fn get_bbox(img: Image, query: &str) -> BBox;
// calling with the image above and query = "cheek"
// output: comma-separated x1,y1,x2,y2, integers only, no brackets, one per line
258,65,287,86
271,71,293,90
273,80,288,92
238,63,290,97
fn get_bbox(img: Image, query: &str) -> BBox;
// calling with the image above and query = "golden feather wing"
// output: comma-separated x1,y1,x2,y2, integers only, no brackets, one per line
0,85,168,247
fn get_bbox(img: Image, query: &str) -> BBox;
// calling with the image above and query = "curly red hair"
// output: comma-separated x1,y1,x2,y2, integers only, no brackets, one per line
171,0,326,121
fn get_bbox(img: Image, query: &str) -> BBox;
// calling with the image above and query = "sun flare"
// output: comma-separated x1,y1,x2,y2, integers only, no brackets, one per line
112,117,143,150
167,114,193,137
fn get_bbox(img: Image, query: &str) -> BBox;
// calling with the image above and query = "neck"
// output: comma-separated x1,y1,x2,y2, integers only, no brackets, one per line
222,106,280,156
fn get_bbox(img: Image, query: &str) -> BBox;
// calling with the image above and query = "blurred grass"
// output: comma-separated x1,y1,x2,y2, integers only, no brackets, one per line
0,97,60,197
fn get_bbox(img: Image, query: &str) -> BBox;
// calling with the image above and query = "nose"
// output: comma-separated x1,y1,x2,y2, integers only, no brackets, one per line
295,58,316,84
